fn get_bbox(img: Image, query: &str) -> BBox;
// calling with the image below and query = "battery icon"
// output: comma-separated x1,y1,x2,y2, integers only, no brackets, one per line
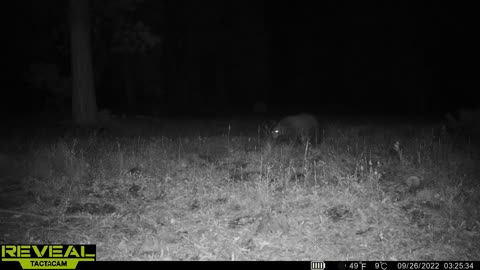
311,261,325,270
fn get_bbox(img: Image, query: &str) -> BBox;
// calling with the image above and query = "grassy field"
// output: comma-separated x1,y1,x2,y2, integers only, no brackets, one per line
0,114,479,260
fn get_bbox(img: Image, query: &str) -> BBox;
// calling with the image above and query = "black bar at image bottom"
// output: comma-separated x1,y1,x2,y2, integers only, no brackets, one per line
3,260,474,270
321,261,476,270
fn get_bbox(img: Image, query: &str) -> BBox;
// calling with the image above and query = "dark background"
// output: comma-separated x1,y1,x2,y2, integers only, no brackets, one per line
5,0,479,119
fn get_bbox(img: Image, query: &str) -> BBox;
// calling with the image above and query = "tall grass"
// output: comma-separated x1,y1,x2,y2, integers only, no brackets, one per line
1,118,478,260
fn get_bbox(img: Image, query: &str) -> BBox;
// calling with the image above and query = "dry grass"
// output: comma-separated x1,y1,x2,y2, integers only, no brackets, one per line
0,116,479,260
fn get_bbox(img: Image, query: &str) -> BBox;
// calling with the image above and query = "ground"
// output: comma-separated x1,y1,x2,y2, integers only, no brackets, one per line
0,114,479,260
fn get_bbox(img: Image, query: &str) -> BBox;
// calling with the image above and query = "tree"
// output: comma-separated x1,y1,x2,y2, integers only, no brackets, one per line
70,0,97,126
111,20,162,113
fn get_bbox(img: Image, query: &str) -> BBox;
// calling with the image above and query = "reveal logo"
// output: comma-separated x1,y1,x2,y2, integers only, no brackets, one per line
1,245,96,269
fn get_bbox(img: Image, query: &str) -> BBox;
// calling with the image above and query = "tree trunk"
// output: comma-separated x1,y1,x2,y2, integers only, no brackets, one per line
122,54,136,113
70,0,97,126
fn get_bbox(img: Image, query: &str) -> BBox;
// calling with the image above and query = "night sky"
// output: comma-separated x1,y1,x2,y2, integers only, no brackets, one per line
5,0,479,118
